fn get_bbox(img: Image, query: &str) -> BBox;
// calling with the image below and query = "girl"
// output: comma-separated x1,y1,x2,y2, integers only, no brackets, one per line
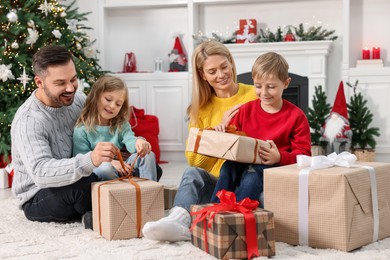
73,75,157,181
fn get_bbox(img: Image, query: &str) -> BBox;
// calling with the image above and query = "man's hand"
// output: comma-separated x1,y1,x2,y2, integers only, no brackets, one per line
91,142,119,167
136,138,151,158
259,140,280,165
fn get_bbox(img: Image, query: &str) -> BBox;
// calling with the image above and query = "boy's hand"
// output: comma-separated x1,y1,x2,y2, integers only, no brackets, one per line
112,160,132,176
259,140,280,165
135,138,151,158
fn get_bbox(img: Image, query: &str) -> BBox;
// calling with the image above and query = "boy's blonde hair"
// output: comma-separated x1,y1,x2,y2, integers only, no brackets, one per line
76,75,130,133
252,52,289,82
187,40,237,126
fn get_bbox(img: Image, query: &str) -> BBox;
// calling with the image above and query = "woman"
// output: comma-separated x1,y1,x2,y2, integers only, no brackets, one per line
142,40,257,242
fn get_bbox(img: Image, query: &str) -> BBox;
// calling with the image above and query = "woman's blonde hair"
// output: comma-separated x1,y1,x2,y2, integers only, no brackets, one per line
251,52,289,82
187,40,237,126
76,75,130,133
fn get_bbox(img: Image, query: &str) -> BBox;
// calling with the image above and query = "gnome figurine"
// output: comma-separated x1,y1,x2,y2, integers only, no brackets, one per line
168,36,187,72
320,81,353,154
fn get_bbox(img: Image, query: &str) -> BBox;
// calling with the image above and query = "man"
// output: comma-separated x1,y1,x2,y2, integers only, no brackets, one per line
320,81,353,154
11,45,118,227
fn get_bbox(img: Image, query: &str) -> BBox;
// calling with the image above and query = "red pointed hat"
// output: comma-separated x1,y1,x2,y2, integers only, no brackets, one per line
331,81,349,120
173,36,184,55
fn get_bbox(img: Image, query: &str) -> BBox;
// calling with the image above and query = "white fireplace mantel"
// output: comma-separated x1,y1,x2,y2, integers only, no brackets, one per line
226,40,334,104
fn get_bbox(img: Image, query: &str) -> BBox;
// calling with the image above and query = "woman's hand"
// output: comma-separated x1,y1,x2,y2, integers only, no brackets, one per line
112,160,132,176
135,138,152,158
259,140,280,165
214,104,242,132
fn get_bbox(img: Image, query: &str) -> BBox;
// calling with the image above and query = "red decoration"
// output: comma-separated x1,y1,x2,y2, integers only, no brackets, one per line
236,19,257,43
190,190,260,259
362,48,370,60
284,28,296,42
372,47,381,59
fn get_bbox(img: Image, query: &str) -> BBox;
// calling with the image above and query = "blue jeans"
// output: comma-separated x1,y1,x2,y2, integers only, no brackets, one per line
22,173,98,222
210,161,272,207
93,152,157,181
173,167,218,212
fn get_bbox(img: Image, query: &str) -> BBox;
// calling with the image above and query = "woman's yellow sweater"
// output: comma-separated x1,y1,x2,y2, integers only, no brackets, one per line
185,83,257,177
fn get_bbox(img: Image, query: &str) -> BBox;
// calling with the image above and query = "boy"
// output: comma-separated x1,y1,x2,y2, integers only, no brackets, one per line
211,52,311,204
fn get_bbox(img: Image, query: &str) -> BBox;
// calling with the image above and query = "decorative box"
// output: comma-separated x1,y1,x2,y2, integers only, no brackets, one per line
236,19,257,43
186,128,269,164
164,185,177,209
0,169,8,189
191,203,275,259
91,178,164,240
264,153,390,251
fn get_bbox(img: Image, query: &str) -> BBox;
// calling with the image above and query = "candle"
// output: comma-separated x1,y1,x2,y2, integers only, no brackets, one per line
372,47,381,59
362,48,370,60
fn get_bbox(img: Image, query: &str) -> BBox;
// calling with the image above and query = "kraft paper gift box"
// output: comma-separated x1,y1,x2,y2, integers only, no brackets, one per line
190,191,275,259
164,185,177,209
186,128,269,164
264,153,390,251
91,178,164,240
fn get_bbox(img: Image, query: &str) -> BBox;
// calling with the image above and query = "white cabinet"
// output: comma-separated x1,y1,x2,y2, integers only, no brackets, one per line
117,72,189,162
90,0,390,162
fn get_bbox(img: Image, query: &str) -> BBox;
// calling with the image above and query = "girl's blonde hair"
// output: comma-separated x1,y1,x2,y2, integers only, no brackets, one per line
76,75,130,133
251,52,289,82
187,40,237,126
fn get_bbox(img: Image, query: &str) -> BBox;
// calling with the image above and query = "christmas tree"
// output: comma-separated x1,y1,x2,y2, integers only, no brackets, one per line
0,0,104,157
306,85,331,146
346,81,380,150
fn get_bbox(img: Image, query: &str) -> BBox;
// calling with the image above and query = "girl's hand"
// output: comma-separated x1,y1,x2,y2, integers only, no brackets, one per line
112,160,132,176
258,140,280,165
136,138,152,158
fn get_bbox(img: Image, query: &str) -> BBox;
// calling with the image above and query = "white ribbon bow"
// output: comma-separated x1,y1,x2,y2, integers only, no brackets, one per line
296,152,378,246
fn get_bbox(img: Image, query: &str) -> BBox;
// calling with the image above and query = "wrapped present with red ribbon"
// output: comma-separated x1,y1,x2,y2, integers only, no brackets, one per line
190,190,275,259
186,127,270,164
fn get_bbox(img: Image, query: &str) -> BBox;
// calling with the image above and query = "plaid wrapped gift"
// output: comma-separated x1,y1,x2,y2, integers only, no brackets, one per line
164,185,177,209
186,128,270,164
190,190,275,259
264,152,390,251
91,176,164,241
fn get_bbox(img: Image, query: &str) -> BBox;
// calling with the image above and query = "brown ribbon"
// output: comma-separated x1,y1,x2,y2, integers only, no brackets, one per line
97,151,144,238
194,125,259,163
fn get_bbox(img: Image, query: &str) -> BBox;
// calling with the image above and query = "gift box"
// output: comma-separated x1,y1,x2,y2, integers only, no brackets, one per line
191,202,275,259
186,128,269,164
264,153,390,251
236,19,257,43
91,178,164,240
164,185,177,209
0,169,8,189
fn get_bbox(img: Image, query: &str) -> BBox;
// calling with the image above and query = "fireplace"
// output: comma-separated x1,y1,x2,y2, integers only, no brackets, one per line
237,72,309,112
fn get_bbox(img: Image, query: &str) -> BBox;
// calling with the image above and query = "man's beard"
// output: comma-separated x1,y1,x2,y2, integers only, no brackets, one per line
323,115,346,144
42,83,74,107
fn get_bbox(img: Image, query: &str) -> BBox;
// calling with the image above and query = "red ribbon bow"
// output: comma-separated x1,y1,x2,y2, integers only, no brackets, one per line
190,190,260,259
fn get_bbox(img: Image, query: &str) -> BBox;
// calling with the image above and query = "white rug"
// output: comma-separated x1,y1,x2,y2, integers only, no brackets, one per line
1,198,389,260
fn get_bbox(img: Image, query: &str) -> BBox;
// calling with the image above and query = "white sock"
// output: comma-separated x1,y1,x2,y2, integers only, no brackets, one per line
142,206,191,242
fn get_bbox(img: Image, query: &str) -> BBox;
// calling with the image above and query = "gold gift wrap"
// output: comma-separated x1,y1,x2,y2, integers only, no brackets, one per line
91,178,164,240
191,204,275,259
186,128,270,164
264,161,390,251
